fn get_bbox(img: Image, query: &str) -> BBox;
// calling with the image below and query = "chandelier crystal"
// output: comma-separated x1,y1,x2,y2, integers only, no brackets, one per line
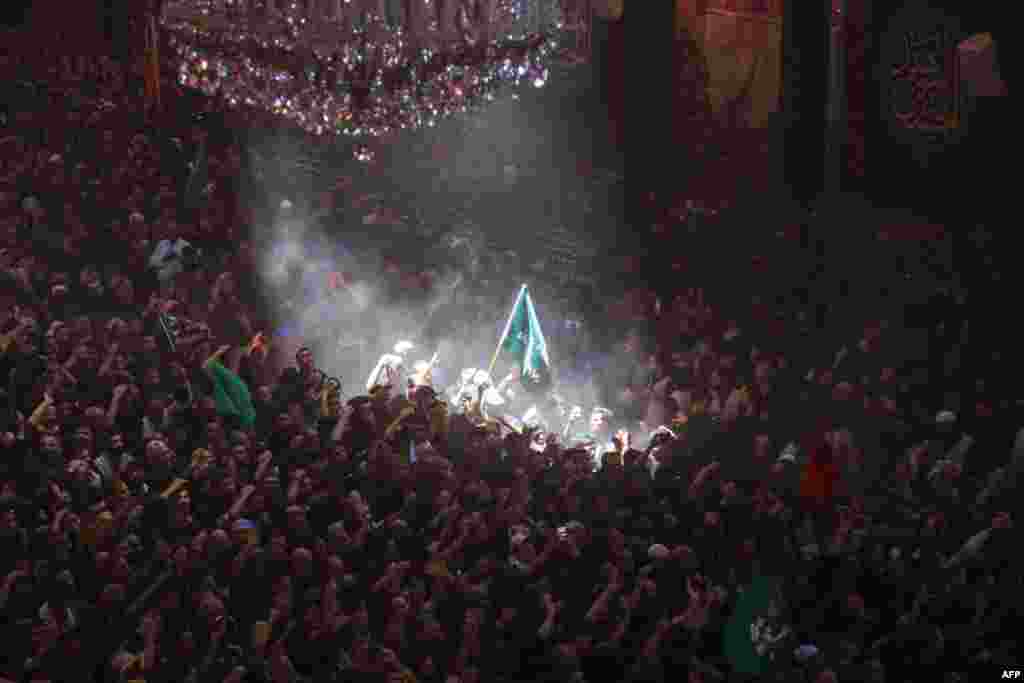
163,0,588,137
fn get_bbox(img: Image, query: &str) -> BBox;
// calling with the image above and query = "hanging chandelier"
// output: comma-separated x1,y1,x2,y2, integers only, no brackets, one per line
163,0,590,138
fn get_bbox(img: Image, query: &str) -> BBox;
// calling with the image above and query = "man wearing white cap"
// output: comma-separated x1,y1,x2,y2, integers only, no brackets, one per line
150,233,199,285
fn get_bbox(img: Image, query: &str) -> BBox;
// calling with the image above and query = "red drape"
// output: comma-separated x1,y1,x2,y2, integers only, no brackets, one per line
800,442,840,508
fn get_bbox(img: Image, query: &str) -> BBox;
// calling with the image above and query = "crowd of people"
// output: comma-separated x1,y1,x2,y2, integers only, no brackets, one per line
1,35,1020,683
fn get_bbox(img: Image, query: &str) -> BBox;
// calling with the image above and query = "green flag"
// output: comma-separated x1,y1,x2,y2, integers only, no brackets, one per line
183,135,209,212
498,285,552,393
722,574,781,675
204,359,257,429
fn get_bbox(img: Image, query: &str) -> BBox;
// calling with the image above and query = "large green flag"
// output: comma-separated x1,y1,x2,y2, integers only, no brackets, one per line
497,285,552,393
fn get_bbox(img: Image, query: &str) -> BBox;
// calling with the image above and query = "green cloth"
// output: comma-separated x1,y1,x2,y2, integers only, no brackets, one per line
183,135,209,212
723,574,779,675
500,286,552,393
204,359,256,428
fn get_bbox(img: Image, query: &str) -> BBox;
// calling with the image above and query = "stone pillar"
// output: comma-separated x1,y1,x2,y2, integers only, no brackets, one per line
825,0,846,195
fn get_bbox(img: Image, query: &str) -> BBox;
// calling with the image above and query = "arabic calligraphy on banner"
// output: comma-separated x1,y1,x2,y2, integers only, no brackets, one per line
890,27,960,135
875,0,969,175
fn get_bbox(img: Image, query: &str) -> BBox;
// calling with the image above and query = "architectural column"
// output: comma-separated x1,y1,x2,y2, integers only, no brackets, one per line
628,0,675,230
781,0,827,207
825,0,847,196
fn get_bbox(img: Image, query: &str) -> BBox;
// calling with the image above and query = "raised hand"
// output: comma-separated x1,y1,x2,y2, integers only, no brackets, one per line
141,610,162,640
607,563,624,591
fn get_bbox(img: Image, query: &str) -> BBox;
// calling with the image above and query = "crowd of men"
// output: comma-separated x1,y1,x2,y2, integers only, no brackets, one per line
0,31,1020,683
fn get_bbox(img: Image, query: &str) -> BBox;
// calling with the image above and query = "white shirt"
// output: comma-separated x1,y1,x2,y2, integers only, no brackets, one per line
150,238,192,282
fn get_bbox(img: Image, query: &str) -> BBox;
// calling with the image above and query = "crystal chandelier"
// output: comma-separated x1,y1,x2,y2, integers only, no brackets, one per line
163,0,590,137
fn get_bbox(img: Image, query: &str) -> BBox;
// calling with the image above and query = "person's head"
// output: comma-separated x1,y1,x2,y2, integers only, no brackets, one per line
40,434,62,459
274,411,294,434
190,397,214,424
992,511,1012,530
108,432,126,452
296,347,314,373
45,322,70,354
72,425,94,449
199,592,226,631
99,582,127,609
79,264,102,291
753,433,771,461
0,507,18,532
146,394,168,420
230,442,250,467
41,402,58,424
217,272,236,295
269,528,289,561
291,547,314,577
75,344,99,370
286,505,308,531
145,437,172,467
590,408,612,435
846,592,866,617
140,335,158,355
417,616,446,642
255,385,273,404
167,361,188,386
142,366,162,388
622,330,643,355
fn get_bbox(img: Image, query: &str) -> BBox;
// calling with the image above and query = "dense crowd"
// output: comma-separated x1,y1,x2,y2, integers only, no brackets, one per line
1,44,1020,683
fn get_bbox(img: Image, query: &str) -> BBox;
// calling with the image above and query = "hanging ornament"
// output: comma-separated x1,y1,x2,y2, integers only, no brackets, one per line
162,0,577,138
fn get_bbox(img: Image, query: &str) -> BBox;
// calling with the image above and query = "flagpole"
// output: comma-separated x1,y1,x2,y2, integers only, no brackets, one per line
488,284,527,376
158,313,176,353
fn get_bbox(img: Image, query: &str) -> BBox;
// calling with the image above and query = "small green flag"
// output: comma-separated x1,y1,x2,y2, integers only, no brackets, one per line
204,359,256,429
183,135,209,212
499,285,552,393
723,574,780,675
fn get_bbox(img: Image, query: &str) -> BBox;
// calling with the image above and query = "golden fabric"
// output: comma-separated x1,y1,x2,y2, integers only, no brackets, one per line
674,0,783,130
700,8,781,128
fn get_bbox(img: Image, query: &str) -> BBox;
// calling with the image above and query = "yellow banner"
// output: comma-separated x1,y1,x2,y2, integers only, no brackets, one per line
692,3,783,129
